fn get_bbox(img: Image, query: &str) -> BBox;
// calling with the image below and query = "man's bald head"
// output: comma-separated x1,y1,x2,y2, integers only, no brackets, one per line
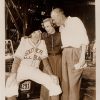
51,8,65,26
51,8,64,16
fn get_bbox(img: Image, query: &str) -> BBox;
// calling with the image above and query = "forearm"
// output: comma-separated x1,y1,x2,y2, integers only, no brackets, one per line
11,57,21,73
42,58,60,85
79,44,87,62
74,45,87,69
42,58,53,75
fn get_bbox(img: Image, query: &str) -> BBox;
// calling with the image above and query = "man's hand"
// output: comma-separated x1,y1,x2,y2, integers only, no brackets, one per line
50,75,59,85
74,60,87,70
6,73,17,87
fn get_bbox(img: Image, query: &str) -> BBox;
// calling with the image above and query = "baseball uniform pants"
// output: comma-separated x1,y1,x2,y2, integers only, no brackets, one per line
6,65,62,97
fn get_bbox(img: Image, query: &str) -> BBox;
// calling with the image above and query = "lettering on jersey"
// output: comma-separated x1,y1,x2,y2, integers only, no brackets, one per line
35,48,43,54
33,55,41,61
25,48,35,56
24,47,43,60
24,56,32,59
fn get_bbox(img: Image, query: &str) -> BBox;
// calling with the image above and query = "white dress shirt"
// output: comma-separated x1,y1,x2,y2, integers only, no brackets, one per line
59,16,89,48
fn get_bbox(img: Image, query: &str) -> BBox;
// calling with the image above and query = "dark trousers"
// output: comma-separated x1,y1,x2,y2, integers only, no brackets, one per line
40,55,62,100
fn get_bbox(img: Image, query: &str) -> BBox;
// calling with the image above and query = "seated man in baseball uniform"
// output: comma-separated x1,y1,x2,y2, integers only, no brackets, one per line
6,29,62,100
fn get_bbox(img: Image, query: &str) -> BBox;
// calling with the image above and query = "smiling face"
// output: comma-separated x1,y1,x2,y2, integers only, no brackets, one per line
43,20,55,34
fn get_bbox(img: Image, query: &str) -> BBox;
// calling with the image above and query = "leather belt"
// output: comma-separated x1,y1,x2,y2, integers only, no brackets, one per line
48,52,61,56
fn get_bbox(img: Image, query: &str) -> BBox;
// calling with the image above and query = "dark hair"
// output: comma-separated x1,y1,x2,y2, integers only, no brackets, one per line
28,25,42,36
42,18,54,29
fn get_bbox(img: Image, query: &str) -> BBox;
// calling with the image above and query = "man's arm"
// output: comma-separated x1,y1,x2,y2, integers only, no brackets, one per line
11,57,21,73
42,58,53,75
79,44,87,64
42,58,59,84
6,57,21,87
74,44,87,69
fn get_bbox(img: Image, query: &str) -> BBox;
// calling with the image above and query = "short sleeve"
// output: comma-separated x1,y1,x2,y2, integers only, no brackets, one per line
14,37,25,59
40,40,48,60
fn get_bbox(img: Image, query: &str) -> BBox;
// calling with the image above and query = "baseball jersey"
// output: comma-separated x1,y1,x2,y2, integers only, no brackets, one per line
14,37,48,68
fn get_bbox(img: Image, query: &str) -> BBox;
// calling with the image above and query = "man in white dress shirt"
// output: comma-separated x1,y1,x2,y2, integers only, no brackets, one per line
51,8,89,100
6,29,62,100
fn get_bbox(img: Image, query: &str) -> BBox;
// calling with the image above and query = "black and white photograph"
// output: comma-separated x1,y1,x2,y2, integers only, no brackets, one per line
0,0,99,100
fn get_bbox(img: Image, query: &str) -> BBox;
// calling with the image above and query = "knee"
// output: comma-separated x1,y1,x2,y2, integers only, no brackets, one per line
49,84,62,96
